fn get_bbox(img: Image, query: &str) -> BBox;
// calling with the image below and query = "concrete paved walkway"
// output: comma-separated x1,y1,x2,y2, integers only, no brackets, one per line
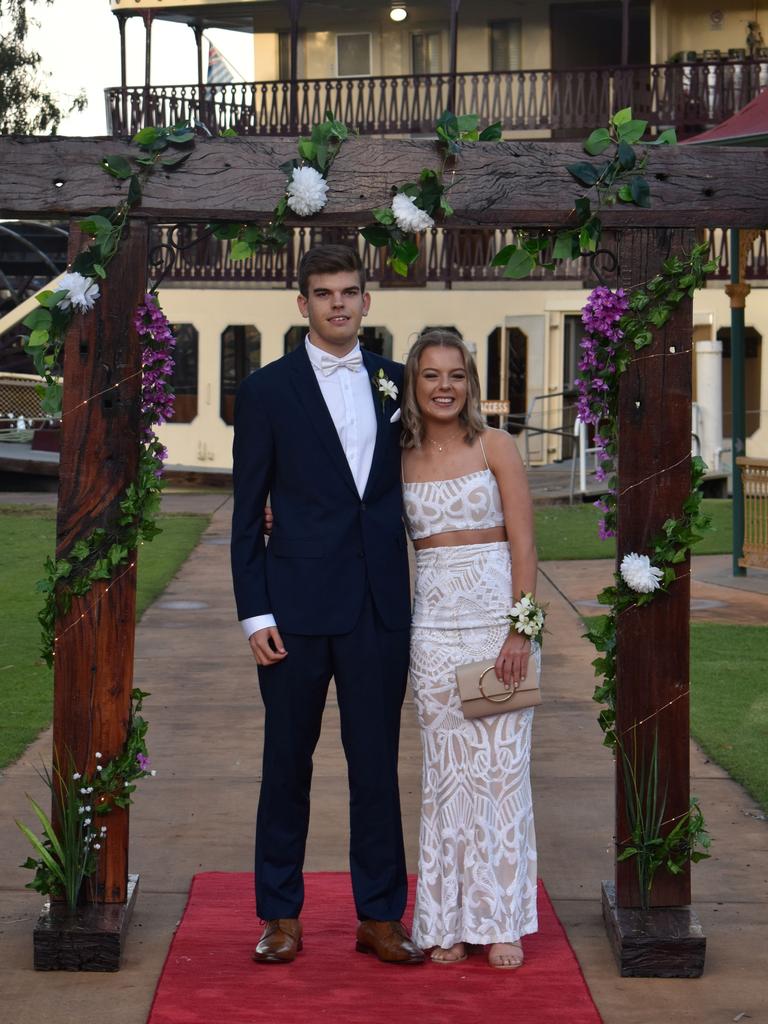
1,499,767,1024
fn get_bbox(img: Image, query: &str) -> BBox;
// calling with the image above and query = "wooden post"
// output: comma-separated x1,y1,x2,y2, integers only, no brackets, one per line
36,220,148,971
288,0,302,135
143,12,153,126
448,0,461,113
194,22,205,127
117,13,128,134
602,227,706,977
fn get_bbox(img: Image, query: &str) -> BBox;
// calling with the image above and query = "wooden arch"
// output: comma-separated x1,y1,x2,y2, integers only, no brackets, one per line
2,135,766,971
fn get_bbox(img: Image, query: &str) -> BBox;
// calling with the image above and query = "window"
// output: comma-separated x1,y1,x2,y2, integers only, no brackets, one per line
412,32,441,74
337,33,371,77
487,326,526,434
490,19,521,72
221,325,261,425
168,323,198,423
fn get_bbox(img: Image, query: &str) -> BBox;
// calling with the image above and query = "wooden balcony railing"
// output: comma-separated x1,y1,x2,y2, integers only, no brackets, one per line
108,59,768,139
737,457,768,569
151,225,768,288
151,225,586,288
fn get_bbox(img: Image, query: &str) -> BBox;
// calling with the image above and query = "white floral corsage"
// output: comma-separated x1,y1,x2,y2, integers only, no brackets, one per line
507,593,546,646
372,368,399,411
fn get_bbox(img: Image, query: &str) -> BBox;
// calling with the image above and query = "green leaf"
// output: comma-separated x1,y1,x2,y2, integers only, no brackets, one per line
23,306,53,330
127,174,143,207
161,151,191,168
456,113,480,134
220,128,238,138
298,138,316,161
654,127,677,145
479,121,502,141
389,256,409,277
617,141,636,170
502,248,536,279
630,176,651,208
210,222,241,240
553,231,576,261
79,214,114,237
230,239,253,261
27,329,49,348
361,224,392,247
132,126,159,146
575,196,591,222
612,107,632,127
491,244,519,267
617,119,648,144
566,161,601,187
617,184,634,203
101,155,133,180
584,128,612,156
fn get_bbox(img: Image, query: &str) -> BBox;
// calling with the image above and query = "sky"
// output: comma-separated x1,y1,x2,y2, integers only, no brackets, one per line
24,0,256,136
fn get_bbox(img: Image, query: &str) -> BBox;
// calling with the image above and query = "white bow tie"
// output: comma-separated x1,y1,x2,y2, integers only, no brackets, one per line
318,350,363,376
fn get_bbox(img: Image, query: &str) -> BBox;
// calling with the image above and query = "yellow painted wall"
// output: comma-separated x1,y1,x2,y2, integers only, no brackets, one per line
652,0,763,63
153,281,768,472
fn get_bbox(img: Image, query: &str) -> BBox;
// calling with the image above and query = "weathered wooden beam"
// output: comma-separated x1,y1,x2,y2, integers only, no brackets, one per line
52,220,148,910
0,136,766,227
614,227,694,910
34,875,139,972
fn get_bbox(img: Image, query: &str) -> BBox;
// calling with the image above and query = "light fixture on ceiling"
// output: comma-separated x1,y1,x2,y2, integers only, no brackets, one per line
390,3,408,22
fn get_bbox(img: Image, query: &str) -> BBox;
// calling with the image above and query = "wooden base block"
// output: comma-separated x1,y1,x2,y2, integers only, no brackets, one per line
33,874,139,972
602,881,706,978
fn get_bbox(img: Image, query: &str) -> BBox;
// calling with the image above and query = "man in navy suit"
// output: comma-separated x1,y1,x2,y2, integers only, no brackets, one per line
231,245,423,965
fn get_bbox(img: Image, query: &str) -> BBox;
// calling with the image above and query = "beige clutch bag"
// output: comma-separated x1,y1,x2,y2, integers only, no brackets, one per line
455,657,541,719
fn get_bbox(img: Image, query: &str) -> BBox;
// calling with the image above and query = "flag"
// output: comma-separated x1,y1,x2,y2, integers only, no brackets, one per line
207,43,235,84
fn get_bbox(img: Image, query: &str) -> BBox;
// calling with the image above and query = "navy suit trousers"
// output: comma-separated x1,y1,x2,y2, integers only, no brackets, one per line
255,591,410,921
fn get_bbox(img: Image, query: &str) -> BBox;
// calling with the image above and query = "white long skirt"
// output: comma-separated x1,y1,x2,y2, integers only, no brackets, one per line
409,541,538,949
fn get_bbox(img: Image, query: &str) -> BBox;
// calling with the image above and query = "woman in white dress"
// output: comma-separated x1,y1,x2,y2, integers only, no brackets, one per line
401,330,539,969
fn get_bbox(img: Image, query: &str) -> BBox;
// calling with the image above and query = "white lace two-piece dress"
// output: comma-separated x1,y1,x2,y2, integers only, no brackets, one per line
402,437,538,949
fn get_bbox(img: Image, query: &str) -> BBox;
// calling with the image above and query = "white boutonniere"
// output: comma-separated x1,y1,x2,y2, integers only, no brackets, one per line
372,368,399,412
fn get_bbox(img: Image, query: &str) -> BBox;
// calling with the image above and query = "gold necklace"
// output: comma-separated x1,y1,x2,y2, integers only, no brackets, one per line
427,431,462,453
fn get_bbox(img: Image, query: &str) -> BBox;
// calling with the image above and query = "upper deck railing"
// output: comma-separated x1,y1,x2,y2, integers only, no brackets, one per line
107,58,768,138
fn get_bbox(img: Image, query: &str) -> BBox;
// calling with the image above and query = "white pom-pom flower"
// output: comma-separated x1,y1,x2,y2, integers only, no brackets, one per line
286,165,329,216
57,272,100,313
619,552,664,593
391,192,434,233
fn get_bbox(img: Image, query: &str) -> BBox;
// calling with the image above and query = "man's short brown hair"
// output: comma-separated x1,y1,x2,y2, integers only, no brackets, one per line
297,244,366,297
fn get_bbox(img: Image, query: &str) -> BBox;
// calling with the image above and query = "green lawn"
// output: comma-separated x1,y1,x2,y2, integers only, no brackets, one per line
583,616,768,814
535,499,733,561
690,622,768,812
0,508,209,770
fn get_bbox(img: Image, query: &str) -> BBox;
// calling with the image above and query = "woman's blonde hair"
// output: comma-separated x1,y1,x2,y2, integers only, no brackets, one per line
401,329,485,449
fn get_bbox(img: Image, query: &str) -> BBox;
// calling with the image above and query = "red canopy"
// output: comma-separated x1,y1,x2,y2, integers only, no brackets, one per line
682,88,768,146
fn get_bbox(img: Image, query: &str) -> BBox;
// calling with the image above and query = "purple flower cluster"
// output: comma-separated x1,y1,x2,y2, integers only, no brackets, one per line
133,293,176,472
136,752,151,772
575,286,629,541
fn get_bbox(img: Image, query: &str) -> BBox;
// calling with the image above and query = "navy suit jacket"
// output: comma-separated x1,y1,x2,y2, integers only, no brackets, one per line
231,344,410,635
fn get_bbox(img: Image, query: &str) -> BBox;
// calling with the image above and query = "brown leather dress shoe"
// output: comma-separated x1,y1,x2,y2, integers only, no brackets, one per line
355,920,425,965
252,918,303,964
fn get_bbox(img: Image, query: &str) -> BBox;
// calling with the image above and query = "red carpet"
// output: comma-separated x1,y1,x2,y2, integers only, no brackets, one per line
147,873,602,1024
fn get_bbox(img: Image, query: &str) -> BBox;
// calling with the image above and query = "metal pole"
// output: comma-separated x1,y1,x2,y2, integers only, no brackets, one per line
726,228,749,576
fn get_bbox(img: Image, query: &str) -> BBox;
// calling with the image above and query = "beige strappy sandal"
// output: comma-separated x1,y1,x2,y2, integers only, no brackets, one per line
488,941,524,969
430,942,468,964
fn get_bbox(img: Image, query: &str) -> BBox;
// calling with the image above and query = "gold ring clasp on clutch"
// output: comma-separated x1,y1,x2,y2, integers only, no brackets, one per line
478,665,513,703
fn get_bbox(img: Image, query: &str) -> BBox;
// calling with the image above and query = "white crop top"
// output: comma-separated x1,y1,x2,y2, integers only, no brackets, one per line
402,438,505,541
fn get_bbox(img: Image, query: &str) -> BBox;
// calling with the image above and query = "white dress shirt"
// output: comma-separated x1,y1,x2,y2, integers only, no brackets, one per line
240,336,378,640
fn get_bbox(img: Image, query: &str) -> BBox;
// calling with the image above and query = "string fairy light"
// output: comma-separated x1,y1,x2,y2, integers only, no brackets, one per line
51,559,138,653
